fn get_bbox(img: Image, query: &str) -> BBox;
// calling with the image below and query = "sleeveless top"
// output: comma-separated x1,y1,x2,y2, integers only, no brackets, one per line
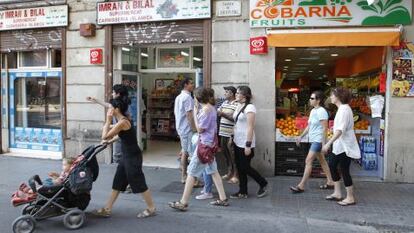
118,119,142,160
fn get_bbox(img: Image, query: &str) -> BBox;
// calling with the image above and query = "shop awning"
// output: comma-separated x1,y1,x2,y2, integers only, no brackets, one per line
266,27,401,47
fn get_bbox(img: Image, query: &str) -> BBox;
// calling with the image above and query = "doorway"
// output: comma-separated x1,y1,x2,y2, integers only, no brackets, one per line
116,45,203,168
275,46,387,180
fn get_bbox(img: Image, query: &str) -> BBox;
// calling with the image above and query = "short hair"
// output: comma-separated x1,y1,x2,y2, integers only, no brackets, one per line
180,77,192,90
331,87,352,104
312,90,325,103
112,84,128,97
194,87,212,104
237,86,252,104
207,88,215,105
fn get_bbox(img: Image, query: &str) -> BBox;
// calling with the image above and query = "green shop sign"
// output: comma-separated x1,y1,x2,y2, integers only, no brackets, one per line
250,0,412,28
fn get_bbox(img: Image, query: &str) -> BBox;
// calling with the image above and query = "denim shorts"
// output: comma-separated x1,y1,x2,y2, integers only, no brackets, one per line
187,144,218,178
309,142,322,152
179,132,193,154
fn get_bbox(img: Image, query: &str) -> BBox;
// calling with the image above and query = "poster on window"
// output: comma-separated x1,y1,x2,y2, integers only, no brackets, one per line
158,48,189,68
391,58,414,97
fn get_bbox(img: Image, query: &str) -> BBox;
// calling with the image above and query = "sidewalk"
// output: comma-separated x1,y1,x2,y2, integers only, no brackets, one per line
1,155,414,233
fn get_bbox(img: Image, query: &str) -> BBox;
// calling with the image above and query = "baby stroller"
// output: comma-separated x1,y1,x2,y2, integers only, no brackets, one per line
11,144,107,233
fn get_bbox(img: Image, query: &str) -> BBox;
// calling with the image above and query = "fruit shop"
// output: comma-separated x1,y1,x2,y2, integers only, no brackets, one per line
274,46,388,179
249,0,413,180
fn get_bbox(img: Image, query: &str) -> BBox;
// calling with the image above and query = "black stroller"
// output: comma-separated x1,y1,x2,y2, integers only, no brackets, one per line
11,144,107,233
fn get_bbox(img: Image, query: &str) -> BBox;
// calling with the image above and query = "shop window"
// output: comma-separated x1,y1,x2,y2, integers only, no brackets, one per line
51,49,62,68
1,52,18,69
192,46,203,69
20,50,47,67
158,48,190,68
121,47,139,72
14,77,61,129
140,47,156,70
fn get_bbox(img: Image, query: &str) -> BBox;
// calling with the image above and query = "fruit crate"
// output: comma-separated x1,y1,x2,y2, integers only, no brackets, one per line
275,129,309,142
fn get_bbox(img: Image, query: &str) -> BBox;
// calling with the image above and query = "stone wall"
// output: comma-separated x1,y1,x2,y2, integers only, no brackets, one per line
65,0,111,162
385,21,414,182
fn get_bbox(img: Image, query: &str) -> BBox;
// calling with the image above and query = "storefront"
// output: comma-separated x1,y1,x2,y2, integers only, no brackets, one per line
248,0,412,180
97,0,210,161
0,5,68,158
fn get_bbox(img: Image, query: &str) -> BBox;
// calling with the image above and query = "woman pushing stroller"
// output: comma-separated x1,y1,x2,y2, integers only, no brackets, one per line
92,95,157,218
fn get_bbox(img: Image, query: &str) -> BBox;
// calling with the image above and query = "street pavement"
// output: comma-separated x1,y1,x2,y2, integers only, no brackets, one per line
1,155,414,233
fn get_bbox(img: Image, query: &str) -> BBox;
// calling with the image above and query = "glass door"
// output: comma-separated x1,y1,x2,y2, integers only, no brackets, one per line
114,71,143,149
9,71,62,151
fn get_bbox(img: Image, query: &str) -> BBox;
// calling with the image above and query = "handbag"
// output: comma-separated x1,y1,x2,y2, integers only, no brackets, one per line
197,136,219,164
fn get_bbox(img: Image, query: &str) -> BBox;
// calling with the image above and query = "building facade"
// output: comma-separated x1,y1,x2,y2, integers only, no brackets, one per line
0,0,413,182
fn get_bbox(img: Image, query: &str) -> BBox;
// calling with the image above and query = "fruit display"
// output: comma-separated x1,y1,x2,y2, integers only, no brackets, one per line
276,116,300,137
354,119,370,130
350,97,371,115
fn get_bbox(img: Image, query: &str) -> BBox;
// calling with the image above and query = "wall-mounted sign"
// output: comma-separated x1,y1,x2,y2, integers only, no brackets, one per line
97,0,211,25
250,36,268,55
0,5,68,31
90,49,103,64
250,0,412,28
216,1,242,17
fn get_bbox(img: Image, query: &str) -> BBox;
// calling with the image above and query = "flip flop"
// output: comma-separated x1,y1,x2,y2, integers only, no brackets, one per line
290,186,305,193
337,200,356,206
92,208,111,217
319,184,334,190
325,195,343,201
137,208,157,218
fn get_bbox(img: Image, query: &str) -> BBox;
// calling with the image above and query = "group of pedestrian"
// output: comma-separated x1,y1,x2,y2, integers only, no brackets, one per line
170,78,269,211
290,87,360,206
84,80,359,220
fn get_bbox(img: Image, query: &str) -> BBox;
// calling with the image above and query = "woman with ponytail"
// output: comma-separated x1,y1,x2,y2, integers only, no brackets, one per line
230,86,268,199
92,96,156,218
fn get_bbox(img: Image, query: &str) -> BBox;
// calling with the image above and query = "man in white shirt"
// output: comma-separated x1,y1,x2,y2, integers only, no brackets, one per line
174,78,196,183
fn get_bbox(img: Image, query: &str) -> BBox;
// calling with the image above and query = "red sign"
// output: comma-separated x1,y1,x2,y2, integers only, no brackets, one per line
90,49,103,64
250,36,268,55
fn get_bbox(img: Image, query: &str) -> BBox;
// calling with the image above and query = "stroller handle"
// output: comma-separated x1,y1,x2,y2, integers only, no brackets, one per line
86,143,108,163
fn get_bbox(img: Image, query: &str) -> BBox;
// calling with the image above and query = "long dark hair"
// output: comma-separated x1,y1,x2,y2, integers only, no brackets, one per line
109,96,130,116
237,86,252,105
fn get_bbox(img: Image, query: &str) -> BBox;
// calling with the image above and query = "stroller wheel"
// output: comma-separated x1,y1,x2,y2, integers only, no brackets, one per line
12,215,36,233
63,209,85,230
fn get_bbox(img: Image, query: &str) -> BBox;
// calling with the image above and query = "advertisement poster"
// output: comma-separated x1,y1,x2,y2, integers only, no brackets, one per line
392,43,414,97
97,0,210,25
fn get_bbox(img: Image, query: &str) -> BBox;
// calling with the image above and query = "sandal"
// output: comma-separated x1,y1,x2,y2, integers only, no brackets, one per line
210,199,229,207
221,174,230,180
168,201,188,211
228,177,239,184
290,186,305,194
325,195,343,201
92,207,111,217
319,184,334,190
337,200,356,206
137,208,157,218
230,192,248,199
